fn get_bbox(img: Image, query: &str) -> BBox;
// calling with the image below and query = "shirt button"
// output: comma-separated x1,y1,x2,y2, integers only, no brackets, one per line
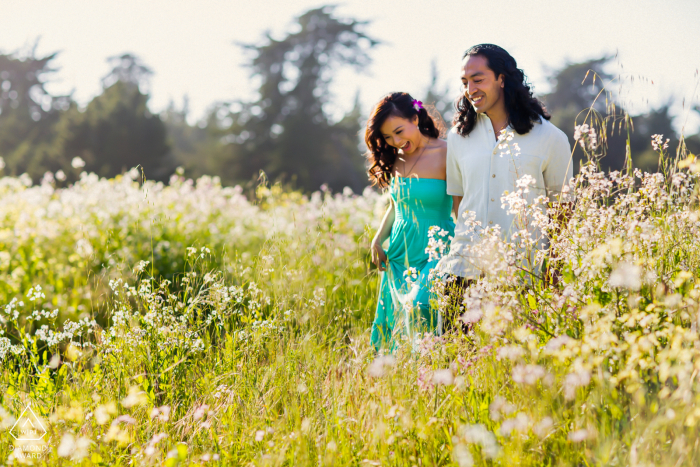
491,198,495,202
489,221,493,225
492,174,496,178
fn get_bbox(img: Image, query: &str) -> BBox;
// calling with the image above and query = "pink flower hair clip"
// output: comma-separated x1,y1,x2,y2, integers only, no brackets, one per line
412,99,423,112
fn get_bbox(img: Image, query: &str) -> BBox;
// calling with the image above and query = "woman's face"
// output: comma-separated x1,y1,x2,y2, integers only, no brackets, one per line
379,114,422,154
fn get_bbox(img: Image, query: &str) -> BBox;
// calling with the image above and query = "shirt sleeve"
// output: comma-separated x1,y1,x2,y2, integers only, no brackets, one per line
445,131,464,196
542,128,573,202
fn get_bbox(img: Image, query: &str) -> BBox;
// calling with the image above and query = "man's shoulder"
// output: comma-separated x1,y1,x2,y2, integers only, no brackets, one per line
533,117,569,143
446,126,462,146
447,123,479,143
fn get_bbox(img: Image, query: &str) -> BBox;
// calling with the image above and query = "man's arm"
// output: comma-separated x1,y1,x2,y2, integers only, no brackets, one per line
452,195,463,220
542,129,575,285
549,201,573,236
445,132,465,222
542,129,574,205
546,201,573,286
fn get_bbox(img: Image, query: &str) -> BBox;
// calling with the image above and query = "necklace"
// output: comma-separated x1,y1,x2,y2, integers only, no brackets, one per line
494,121,509,139
401,136,429,177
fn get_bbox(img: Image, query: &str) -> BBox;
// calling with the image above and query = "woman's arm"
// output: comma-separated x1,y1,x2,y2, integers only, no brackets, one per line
370,200,395,272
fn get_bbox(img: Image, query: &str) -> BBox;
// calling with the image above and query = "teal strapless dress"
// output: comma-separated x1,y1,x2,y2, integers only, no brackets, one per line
371,176,455,351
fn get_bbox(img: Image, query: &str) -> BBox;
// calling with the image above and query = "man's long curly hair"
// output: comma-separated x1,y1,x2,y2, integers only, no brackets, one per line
454,44,549,136
365,92,443,189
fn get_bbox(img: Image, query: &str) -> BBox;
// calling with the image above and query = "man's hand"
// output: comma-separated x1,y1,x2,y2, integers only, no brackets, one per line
452,195,463,220
550,202,573,236
546,201,573,286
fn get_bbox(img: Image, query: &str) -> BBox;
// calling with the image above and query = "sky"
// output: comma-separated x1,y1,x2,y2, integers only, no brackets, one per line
1,0,699,133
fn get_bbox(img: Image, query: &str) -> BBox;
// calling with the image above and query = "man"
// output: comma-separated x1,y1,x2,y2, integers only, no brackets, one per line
436,44,573,330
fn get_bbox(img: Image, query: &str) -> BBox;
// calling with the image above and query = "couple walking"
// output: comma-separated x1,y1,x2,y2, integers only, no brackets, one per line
365,44,573,351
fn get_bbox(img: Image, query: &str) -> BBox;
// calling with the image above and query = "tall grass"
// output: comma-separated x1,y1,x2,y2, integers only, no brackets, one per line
1,130,700,465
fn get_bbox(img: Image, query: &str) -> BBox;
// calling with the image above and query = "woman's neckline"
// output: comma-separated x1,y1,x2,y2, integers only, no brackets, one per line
393,175,446,182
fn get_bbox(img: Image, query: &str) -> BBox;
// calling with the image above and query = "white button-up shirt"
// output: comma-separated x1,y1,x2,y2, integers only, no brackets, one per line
437,113,573,278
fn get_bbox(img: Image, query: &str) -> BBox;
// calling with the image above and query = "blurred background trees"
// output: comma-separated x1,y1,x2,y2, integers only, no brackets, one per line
0,46,71,178
52,54,170,180
204,6,377,192
0,7,698,191
542,56,683,174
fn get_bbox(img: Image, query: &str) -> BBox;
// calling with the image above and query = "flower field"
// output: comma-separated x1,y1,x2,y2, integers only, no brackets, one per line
1,138,700,465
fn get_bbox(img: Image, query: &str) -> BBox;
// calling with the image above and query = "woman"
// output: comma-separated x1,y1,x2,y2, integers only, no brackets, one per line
366,92,456,352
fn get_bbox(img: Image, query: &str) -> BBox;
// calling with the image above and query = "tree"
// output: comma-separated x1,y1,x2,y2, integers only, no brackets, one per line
542,57,625,173
52,54,170,181
0,45,71,179
544,57,612,114
682,105,700,157
423,60,453,134
626,104,678,172
212,6,378,192
542,57,678,174
161,96,213,179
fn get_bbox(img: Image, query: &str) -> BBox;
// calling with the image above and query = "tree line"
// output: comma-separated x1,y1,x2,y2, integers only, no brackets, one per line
1,6,698,192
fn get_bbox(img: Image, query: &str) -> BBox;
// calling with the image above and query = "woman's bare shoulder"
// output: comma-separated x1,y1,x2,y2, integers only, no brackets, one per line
428,138,447,152
430,138,448,160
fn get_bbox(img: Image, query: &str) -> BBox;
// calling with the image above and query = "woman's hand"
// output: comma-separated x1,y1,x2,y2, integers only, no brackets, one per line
370,201,394,272
370,237,388,271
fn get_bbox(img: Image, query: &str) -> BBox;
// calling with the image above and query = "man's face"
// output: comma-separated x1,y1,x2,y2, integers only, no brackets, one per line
460,54,504,115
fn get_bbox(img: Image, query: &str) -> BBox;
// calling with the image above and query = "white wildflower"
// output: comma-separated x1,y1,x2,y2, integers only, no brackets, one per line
533,416,554,438
512,364,546,385
496,345,525,362
651,134,669,151
564,369,591,400
489,396,515,421
432,369,454,386
568,429,589,442
452,443,474,467
58,432,76,457
609,261,641,290
71,156,86,169
544,335,571,352
458,424,500,458
499,412,529,437
368,355,395,378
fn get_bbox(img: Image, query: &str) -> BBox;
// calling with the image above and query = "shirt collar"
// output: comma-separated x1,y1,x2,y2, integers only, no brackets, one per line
479,113,513,139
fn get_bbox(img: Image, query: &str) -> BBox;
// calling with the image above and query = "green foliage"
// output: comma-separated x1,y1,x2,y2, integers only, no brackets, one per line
543,57,687,175
161,97,213,179
0,50,170,183
423,59,454,134
51,54,171,181
207,6,378,192
53,80,170,181
0,46,71,179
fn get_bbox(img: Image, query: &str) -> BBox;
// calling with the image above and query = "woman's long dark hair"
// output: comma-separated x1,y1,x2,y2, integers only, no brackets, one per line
365,92,443,189
454,44,549,136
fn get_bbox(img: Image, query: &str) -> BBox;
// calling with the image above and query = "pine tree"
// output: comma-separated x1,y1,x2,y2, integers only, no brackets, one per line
213,6,378,192
0,46,71,179
52,54,170,181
